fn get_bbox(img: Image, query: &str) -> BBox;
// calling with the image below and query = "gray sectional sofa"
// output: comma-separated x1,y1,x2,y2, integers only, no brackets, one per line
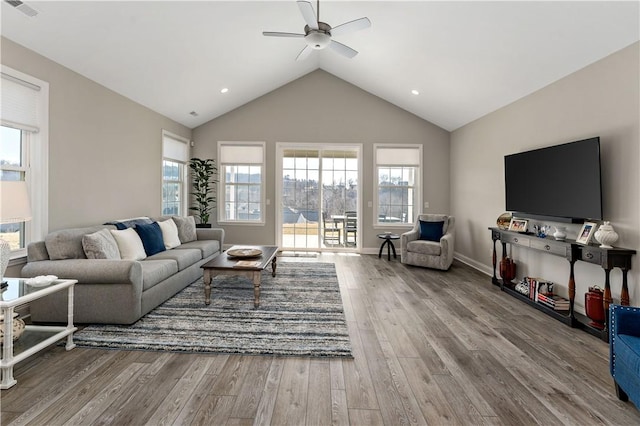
21,216,224,324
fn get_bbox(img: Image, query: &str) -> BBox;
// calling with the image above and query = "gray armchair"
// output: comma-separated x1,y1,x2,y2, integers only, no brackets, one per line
401,214,455,271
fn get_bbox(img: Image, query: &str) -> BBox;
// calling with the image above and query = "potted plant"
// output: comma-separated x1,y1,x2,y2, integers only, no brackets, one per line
188,158,217,228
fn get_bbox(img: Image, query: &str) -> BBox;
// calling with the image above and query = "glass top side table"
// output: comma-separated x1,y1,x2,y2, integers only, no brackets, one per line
1,278,78,389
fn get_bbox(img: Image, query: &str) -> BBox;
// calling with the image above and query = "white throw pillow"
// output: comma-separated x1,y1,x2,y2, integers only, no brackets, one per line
158,219,181,249
110,228,147,260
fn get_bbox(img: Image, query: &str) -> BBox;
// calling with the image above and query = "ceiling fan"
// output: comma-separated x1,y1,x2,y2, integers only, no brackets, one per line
263,0,371,61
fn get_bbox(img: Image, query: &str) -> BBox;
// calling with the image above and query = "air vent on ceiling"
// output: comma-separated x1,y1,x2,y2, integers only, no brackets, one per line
4,0,38,17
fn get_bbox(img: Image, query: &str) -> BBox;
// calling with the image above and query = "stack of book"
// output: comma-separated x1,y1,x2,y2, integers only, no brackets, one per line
523,277,553,302
537,293,570,311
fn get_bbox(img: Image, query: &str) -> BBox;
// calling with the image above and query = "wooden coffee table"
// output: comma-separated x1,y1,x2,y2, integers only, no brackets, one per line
201,245,279,308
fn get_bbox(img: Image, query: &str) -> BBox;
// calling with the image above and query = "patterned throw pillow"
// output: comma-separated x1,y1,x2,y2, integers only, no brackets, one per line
171,216,197,243
82,228,121,259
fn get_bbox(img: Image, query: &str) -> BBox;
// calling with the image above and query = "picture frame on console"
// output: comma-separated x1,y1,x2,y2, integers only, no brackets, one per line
576,222,597,244
508,218,528,233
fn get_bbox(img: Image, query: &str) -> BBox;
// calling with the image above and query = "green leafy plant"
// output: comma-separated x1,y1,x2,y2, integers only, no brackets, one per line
188,158,217,225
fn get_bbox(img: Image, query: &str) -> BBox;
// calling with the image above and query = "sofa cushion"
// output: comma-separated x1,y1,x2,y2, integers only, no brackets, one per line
140,260,179,291
147,248,201,271
110,228,147,261
45,225,115,260
158,219,181,249
82,229,121,260
419,220,444,242
172,216,197,243
134,222,166,256
407,240,442,256
176,240,220,259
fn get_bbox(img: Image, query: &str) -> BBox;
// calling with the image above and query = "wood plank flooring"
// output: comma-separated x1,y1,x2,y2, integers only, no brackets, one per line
2,255,639,425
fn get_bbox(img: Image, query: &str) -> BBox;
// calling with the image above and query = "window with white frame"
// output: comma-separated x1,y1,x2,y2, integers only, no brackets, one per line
0,66,48,258
161,131,189,216
374,145,422,226
218,142,264,223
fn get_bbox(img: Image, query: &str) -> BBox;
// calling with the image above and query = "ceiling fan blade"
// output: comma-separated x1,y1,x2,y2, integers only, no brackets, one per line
296,45,313,61
330,17,371,37
329,40,358,59
262,32,305,38
297,1,318,30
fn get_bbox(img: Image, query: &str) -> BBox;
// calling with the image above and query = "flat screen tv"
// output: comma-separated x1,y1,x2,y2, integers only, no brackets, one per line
504,137,602,222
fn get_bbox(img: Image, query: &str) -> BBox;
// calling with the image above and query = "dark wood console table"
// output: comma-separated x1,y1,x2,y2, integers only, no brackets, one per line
489,227,635,341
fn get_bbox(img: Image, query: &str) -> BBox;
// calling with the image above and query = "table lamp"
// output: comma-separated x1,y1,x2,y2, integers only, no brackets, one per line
0,181,32,284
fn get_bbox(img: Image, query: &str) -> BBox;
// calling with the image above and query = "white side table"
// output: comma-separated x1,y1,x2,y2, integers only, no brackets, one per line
1,278,77,389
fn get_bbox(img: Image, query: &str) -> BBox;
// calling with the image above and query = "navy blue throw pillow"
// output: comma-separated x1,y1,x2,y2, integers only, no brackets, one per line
419,220,445,242
135,222,166,256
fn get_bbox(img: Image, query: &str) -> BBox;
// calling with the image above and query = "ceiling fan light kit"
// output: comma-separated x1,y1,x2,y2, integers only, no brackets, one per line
305,23,331,50
263,0,370,61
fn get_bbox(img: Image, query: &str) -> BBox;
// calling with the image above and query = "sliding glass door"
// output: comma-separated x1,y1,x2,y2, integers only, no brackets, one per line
277,144,360,252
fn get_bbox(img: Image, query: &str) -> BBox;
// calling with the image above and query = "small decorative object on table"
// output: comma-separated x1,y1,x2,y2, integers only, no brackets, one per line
533,225,551,238
227,248,263,258
508,218,528,233
576,222,597,245
497,213,512,230
24,275,58,287
553,226,567,241
594,221,619,248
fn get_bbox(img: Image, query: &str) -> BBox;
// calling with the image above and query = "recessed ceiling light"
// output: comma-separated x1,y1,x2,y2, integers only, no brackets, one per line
411,89,419,95
220,88,229,94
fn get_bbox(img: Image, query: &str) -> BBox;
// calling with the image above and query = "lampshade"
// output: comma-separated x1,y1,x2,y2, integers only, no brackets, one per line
0,181,32,224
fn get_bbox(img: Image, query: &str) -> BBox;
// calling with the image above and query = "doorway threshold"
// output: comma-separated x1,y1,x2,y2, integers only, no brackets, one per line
279,251,319,258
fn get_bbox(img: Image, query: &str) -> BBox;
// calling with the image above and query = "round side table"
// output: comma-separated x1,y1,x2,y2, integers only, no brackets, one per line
377,233,400,261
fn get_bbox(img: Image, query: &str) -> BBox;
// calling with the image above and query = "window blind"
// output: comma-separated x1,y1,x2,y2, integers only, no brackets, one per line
163,134,189,162
1,72,41,133
376,147,420,166
220,144,264,164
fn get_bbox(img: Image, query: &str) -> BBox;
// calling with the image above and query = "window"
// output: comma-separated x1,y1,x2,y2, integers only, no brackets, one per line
218,142,264,224
0,66,48,258
374,145,422,226
162,131,189,216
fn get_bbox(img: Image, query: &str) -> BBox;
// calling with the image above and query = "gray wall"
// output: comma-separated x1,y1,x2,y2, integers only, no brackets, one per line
1,37,192,231
192,69,451,250
451,42,640,309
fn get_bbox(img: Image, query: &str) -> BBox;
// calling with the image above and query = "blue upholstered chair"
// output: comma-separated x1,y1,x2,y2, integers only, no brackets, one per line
609,304,640,409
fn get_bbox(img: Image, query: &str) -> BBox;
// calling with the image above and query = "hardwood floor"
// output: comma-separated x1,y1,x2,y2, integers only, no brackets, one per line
2,255,639,425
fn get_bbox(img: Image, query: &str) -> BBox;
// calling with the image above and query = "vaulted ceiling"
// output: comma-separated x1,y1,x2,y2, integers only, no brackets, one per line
2,1,638,131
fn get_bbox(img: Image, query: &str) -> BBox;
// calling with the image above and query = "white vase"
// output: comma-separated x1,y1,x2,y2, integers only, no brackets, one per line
594,221,619,248
553,226,567,241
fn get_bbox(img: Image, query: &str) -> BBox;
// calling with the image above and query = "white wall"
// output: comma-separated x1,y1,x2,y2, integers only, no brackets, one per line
1,37,192,231
193,69,450,250
451,42,640,310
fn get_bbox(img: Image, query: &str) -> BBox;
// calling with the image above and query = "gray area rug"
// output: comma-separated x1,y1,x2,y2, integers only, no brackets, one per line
73,262,353,357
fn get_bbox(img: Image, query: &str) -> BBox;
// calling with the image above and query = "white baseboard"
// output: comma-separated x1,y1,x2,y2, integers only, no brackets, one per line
454,252,493,277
